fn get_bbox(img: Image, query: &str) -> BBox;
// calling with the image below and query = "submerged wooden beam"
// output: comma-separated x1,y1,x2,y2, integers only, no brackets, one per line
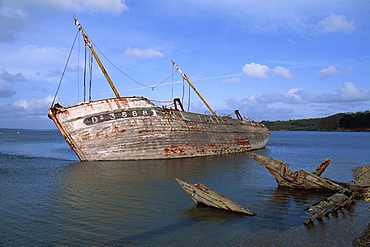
175,178,256,216
246,152,344,191
304,189,356,225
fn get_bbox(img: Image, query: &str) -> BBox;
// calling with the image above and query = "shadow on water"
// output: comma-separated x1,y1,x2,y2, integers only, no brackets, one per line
268,186,335,206
104,205,249,246
183,204,250,221
103,220,197,246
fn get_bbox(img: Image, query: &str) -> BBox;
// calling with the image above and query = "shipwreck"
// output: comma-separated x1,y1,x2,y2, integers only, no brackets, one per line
246,152,344,191
48,17,270,161
176,178,256,216
247,152,370,224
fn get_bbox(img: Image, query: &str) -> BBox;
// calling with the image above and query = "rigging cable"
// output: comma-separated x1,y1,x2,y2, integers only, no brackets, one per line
181,78,185,108
51,30,79,107
89,36,178,90
77,33,80,103
188,80,191,111
171,64,174,99
89,50,93,102
83,44,87,102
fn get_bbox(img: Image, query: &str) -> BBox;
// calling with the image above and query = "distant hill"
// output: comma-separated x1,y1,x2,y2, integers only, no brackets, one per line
262,111,370,131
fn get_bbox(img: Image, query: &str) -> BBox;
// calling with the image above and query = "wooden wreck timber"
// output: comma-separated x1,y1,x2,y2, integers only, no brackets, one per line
304,188,356,225
246,152,369,224
352,166,370,201
48,17,270,161
175,178,256,216
246,152,344,191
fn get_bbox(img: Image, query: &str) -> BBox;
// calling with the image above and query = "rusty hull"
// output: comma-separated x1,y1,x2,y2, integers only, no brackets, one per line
48,97,270,161
246,152,344,191
175,178,256,215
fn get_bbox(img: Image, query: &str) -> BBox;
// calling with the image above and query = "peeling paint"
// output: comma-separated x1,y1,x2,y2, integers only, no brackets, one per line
48,97,270,161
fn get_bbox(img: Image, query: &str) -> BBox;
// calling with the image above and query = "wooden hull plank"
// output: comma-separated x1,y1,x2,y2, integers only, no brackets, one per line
175,178,256,216
246,152,344,191
304,189,356,225
48,97,270,161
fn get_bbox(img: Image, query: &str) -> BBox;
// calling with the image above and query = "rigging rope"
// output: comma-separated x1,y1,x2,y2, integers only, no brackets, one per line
89,36,178,90
89,50,93,102
83,44,87,102
52,28,184,107
51,30,79,107
188,79,191,111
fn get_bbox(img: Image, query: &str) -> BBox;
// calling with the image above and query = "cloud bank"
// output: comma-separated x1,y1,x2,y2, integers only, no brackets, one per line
0,69,27,98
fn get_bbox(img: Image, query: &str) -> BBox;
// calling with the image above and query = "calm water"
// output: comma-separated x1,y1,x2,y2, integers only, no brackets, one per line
0,129,369,246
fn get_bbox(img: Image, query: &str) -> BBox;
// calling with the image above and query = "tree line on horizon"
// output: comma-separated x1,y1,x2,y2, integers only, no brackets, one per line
262,111,370,131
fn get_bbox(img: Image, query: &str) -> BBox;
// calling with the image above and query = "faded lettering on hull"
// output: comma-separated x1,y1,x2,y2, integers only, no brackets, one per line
83,108,157,125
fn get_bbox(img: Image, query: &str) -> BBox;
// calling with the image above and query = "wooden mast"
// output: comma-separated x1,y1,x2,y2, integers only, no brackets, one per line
73,16,121,98
172,61,216,116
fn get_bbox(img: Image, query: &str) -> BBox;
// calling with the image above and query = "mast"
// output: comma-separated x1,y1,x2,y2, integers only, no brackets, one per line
73,16,121,98
172,61,216,116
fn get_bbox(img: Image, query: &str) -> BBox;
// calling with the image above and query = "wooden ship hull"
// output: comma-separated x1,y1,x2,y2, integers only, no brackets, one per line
48,17,269,161
48,98,269,161
175,178,256,215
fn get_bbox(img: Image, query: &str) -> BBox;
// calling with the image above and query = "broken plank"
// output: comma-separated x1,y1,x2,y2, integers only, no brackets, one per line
247,152,344,191
312,158,332,176
175,178,256,216
304,189,356,225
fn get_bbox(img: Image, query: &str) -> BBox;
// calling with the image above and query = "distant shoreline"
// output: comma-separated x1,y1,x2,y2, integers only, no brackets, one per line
262,111,370,132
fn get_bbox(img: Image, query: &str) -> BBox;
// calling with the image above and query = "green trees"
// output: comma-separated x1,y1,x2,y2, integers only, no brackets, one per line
339,111,370,129
262,111,370,131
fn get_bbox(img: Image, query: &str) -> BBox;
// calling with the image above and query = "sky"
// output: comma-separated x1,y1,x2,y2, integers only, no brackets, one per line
1,0,370,129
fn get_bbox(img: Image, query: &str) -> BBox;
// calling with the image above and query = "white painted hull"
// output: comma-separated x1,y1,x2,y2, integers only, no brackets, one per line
48,97,270,161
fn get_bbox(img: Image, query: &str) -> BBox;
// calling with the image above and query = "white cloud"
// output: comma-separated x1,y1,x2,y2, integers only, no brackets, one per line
253,82,370,104
223,82,370,121
337,82,370,101
256,88,305,104
13,95,54,109
284,88,304,102
124,47,164,59
318,66,339,79
6,0,128,15
222,78,241,84
273,66,293,80
0,0,128,42
0,95,56,128
242,63,269,80
315,13,355,34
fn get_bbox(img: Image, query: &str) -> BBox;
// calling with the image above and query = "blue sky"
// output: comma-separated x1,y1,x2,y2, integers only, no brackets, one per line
1,0,369,129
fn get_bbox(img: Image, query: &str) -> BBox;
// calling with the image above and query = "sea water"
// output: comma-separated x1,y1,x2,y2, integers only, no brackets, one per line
0,129,369,246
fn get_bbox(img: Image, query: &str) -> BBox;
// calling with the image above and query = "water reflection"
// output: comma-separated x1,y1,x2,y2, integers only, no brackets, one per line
45,151,368,246
268,186,334,206
182,204,249,222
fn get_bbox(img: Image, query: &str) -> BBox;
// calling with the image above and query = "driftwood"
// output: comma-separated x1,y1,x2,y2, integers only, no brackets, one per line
246,152,370,224
175,178,256,216
246,152,344,191
352,166,370,201
304,189,356,225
